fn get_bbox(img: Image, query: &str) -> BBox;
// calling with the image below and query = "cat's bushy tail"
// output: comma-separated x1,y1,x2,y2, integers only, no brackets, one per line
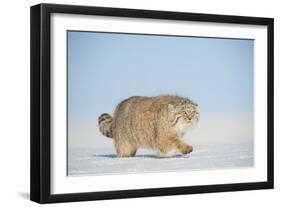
98,113,113,138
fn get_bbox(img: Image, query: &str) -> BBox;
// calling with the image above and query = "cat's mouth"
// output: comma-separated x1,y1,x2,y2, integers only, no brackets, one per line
186,117,199,128
186,117,198,123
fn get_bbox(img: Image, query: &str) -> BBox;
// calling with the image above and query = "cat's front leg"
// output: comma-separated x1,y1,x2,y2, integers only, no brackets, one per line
171,137,193,154
178,143,193,154
156,136,193,157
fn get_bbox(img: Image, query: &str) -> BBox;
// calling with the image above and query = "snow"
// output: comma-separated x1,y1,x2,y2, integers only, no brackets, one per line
68,143,253,176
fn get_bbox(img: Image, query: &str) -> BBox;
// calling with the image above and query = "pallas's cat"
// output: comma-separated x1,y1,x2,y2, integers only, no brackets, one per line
98,95,199,157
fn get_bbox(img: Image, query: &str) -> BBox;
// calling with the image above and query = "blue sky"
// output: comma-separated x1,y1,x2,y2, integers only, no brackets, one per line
67,31,253,148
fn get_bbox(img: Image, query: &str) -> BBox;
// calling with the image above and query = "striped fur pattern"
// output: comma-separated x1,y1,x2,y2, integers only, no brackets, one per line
98,95,199,158
98,113,113,138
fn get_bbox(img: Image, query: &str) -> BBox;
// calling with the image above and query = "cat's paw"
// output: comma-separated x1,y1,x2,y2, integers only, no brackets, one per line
182,145,193,154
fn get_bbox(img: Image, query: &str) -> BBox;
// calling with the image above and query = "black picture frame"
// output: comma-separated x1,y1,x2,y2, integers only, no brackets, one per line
30,3,274,204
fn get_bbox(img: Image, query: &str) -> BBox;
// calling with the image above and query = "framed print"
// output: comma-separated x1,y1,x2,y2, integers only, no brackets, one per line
30,3,274,203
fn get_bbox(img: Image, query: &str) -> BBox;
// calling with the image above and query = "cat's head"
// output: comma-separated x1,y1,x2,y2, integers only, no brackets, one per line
167,98,199,132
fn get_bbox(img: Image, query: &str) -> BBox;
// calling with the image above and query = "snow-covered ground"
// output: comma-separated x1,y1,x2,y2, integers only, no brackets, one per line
68,143,253,176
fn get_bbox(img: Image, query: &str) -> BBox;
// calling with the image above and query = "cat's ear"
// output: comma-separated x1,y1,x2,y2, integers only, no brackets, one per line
168,104,175,112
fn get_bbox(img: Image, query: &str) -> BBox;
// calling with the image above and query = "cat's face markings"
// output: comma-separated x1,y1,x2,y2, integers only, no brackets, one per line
167,101,199,127
178,102,199,124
